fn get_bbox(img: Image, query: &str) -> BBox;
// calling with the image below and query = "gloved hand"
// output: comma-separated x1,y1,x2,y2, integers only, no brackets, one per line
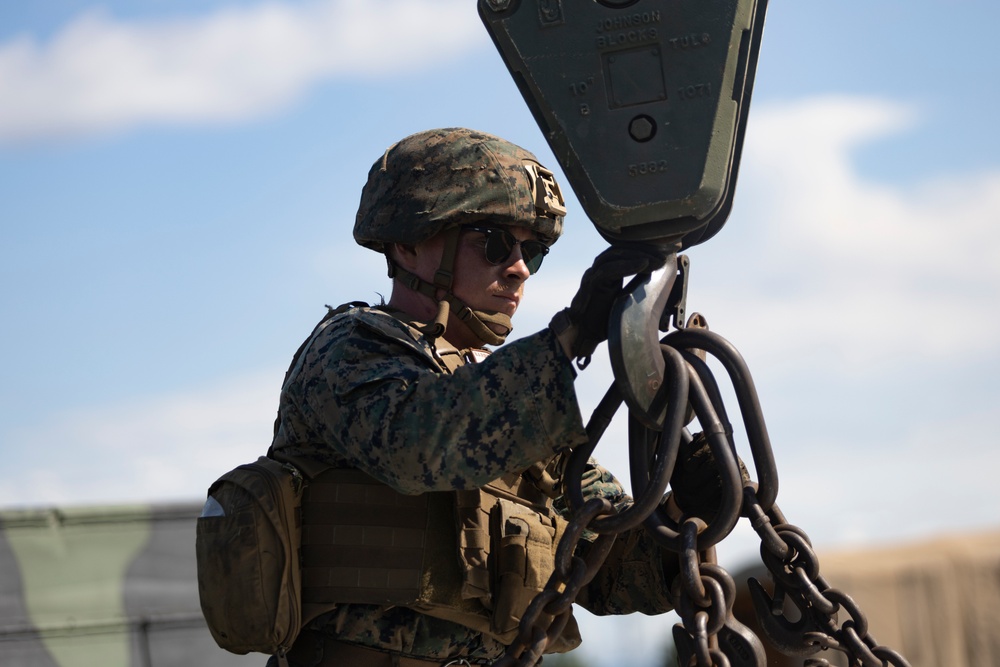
551,245,669,366
670,431,751,524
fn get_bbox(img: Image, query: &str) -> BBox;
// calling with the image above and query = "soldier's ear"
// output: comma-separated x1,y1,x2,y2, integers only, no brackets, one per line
389,242,419,269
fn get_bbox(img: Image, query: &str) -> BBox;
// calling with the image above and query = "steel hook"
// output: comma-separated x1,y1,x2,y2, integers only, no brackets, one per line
747,577,827,658
608,254,678,429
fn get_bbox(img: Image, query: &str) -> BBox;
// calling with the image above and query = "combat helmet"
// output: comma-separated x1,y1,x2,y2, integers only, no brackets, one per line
354,127,567,346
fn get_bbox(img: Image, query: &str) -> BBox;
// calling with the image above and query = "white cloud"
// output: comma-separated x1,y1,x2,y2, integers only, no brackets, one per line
692,96,1000,372
0,0,482,143
0,370,282,507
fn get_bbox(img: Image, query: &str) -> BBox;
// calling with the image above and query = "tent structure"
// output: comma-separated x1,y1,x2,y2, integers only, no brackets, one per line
0,503,256,667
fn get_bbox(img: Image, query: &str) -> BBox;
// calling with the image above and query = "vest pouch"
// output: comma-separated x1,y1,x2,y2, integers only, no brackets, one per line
489,498,581,653
196,456,304,656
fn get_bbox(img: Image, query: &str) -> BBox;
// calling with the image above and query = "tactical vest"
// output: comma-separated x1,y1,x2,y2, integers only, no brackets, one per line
297,462,580,652
285,305,581,652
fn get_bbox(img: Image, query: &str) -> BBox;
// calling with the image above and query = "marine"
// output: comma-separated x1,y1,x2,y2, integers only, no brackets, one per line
266,128,674,666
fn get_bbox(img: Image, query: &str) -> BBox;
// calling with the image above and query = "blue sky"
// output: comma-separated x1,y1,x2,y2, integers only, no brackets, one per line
2,1,999,664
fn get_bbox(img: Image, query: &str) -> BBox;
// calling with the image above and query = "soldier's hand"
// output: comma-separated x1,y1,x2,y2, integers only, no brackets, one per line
551,245,669,366
670,431,751,523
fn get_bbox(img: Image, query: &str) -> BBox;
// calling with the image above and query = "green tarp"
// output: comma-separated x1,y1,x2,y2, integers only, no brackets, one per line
0,503,257,667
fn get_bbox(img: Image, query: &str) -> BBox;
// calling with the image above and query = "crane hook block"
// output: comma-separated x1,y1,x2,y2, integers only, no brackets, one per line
479,0,768,248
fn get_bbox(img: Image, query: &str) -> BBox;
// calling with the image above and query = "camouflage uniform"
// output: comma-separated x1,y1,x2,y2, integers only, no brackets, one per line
267,128,674,664
270,305,675,663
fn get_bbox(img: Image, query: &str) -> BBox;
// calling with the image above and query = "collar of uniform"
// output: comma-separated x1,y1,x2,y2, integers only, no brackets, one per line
375,306,492,371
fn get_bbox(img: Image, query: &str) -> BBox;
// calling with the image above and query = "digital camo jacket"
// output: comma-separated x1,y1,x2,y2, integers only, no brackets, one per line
270,305,674,662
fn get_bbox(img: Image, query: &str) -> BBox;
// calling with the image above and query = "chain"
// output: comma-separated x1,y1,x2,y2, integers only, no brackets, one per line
744,490,912,667
499,323,912,667
493,498,617,667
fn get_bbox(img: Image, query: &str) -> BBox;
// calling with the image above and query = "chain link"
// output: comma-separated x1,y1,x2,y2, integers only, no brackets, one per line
493,499,616,667
499,324,911,667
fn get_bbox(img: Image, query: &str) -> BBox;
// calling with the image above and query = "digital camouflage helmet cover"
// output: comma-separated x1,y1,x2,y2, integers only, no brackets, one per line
354,128,567,345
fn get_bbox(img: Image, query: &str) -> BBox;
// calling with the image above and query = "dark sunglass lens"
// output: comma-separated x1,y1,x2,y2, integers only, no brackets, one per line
483,229,516,264
470,226,548,273
521,241,548,274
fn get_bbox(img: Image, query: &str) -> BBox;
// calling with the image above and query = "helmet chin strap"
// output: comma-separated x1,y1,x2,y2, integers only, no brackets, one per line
450,299,512,347
388,227,513,347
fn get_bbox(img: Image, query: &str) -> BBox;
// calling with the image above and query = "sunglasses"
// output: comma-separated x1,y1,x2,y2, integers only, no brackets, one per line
462,225,550,274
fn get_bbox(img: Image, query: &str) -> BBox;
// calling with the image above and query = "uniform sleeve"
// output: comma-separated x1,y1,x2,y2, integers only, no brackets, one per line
274,314,590,495
558,460,676,616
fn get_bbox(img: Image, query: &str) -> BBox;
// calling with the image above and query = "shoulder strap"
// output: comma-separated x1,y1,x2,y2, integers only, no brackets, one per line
376,306,493,373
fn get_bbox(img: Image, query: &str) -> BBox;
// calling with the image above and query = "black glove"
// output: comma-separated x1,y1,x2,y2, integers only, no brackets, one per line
552,245,669,366
670,431,751,524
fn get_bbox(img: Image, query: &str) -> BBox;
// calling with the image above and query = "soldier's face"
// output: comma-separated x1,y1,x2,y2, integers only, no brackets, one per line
409,224,537,345
451,224,536,319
